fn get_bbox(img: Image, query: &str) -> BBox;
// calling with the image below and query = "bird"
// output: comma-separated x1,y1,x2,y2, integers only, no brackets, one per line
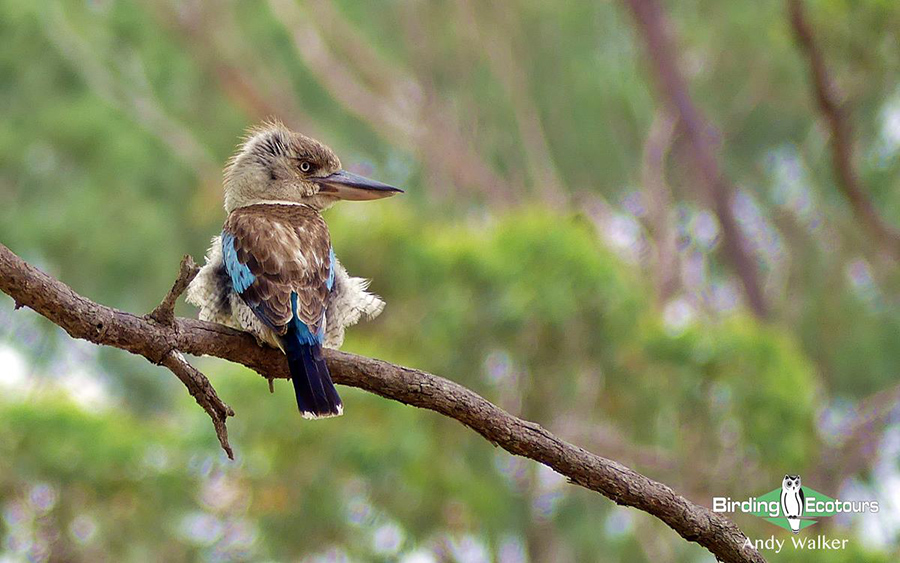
187,121,402,418
780,474,805,534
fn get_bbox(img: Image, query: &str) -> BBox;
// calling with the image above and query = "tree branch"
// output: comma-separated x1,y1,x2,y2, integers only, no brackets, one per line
150,255,236,457
149,255,198,325
640,109,682,303
0,242,764,563
146,255,234,457
160,349,235,459
788,0,900,260
622,0,769,318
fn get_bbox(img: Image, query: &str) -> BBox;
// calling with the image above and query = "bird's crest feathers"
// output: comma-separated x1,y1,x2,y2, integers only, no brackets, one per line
224,120,340,186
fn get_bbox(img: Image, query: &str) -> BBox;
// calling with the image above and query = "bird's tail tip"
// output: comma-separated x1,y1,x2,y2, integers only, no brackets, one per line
285,340,343,419
299,403,344,419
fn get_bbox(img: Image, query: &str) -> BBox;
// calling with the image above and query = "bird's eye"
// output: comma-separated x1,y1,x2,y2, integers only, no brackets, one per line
299,161,312,173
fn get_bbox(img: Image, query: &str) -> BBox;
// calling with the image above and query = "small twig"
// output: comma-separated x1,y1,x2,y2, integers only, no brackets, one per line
149,255,199,325
160,350,235,459
788,0,900,259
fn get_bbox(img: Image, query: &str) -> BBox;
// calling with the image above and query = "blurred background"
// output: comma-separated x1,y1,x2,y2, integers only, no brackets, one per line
1,0,899,561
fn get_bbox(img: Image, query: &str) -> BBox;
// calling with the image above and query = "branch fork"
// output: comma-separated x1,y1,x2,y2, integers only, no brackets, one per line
147,254,235,459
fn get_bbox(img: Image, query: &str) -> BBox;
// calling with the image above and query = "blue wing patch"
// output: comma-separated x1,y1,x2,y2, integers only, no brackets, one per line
222,231,255,293
326,247,335,291
290,292,325,345
288,248,332,344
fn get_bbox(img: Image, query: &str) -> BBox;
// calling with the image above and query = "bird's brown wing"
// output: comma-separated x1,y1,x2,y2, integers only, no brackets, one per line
223,204,332,336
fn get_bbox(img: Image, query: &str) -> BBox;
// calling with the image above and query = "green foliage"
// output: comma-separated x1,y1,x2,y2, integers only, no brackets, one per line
0,396,202,561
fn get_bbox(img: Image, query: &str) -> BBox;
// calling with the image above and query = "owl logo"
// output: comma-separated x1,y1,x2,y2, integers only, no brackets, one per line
780,474,805,533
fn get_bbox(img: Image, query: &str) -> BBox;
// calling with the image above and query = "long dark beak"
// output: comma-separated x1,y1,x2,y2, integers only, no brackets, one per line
316,170,403,201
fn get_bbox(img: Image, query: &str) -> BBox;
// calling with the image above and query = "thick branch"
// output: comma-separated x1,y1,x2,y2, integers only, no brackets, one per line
623,0,768,318
0,242,764,563
788,0,900,259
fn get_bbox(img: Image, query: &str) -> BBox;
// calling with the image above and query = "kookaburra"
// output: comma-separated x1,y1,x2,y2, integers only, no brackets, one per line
187,121,402,418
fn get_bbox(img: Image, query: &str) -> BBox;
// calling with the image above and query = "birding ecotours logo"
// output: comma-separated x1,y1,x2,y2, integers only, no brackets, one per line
712,474,879,533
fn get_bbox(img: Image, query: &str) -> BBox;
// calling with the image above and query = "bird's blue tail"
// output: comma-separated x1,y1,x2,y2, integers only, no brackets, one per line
282,335,342,419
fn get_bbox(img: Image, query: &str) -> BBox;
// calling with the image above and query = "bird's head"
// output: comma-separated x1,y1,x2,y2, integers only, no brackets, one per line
223,120,402,213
